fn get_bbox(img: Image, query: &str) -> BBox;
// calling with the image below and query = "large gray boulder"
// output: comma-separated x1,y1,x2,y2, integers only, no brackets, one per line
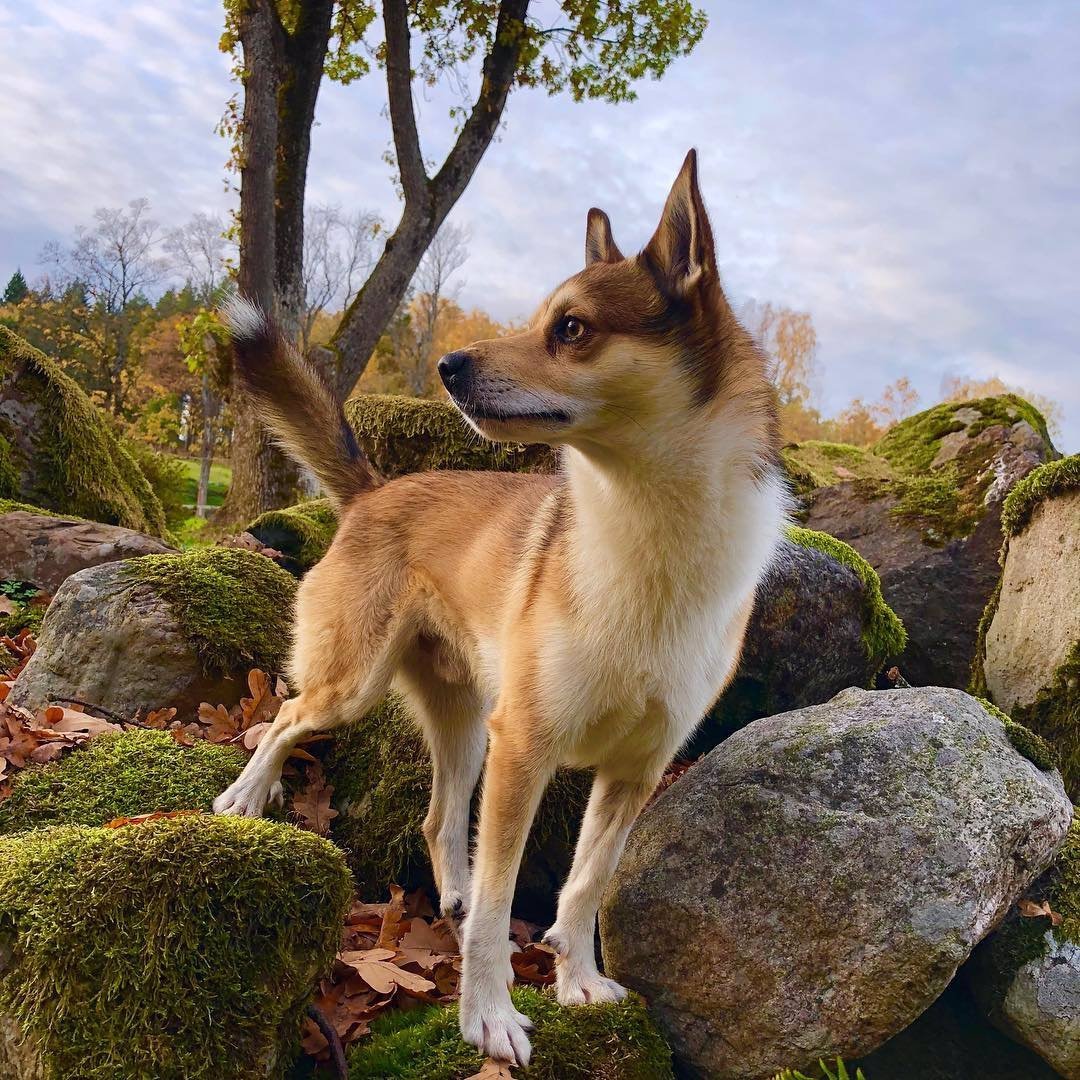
0,509,174,592
800,396,1056,688
972,455,1080,799
8,549,295,719
599,687,1073,1080
691,527,905,753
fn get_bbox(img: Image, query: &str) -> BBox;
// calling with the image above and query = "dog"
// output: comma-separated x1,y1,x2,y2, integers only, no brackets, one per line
214,149,788,1065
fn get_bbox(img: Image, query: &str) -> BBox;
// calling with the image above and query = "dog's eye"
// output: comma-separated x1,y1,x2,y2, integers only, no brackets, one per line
555,316,587,344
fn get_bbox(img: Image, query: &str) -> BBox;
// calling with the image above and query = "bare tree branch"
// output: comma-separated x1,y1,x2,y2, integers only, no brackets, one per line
383,0,427,204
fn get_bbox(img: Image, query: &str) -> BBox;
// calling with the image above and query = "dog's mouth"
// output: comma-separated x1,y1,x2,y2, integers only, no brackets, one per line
464,406,573,426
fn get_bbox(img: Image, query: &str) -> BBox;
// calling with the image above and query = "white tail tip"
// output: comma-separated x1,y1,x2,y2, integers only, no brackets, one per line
219,294,268,342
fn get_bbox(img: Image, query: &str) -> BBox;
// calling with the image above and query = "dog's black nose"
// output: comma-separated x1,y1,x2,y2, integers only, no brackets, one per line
438,350,471,392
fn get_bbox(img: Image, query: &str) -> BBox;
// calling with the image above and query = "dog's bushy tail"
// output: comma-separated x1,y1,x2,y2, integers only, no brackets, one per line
220,295,381,506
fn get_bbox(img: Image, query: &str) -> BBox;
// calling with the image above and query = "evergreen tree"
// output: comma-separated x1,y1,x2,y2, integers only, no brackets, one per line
3,269,29,304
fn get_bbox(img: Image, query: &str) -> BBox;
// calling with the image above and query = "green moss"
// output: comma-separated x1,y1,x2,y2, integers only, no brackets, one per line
248,498,339,572
974,697,1059,773
874,395,1052,477
1000,454,1080,537
0,816,352,1080
347,987,673,1080
0,497,70,517
1007,642,1080,799
325,695,589,910
886,469,976,545
772,1063,865,1080
0,325,169,537
0,729,246,835
344,394,558,479
785,525,907,665
0,434,18,498
782,441,895,495
125,547,296,675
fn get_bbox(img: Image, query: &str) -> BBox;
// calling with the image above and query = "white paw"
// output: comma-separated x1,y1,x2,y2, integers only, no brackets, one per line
555,969,629,1006
459,988,533,1066
440,889,468,926
213,777,282,817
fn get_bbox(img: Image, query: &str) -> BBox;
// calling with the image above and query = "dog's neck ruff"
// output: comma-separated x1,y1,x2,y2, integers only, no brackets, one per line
560,405,788,626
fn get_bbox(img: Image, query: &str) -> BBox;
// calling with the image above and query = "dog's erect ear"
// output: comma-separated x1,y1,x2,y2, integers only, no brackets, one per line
585,208,623,266
642,149,716,295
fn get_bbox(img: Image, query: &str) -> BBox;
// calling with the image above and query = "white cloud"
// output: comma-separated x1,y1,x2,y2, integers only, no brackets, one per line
1,0,1077,447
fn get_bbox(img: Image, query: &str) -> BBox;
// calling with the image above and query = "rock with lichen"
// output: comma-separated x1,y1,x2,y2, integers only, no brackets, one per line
0,815,351,1080
689,526,906,754
324,694,590,923
965,811,1080,1079
347,986,673,1079
0,326,169,538
797,396,1057,687
600,686,1073,1080
972,455,1080,798
0,506,175,592
344,393,558,478
7,547,295,718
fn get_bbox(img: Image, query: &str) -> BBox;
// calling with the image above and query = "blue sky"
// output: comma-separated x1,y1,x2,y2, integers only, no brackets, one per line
1,0,1077,448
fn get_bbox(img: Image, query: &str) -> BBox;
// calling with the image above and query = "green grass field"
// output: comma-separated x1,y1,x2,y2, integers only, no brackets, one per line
170,457,232,509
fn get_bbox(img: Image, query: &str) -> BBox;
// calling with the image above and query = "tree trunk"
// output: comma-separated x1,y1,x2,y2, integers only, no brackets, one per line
219,0,333,522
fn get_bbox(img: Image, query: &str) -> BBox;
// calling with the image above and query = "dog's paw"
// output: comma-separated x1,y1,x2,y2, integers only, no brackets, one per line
555,970,629,1007
459,988,533,1066
440,890,468,931
213,777,282,817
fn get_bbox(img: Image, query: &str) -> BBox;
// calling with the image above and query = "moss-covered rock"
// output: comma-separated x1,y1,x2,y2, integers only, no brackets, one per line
873,395,1053,476
126,547,296,675
692,527,905,753
971,456,1080,797
324,695,590,923
965,812,1080,1078
0,815,352,1080
0,326,169,538
782,441,895,498
0,729,245,836
247,498,339,574
1001,453,1080,537
7,548,296,718
344,394,558,479
803,396,1057,688
347,987,673,1080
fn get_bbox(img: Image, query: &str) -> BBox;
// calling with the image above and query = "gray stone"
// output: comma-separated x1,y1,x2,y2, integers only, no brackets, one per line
0,510,174,593
599,687,1073,1080
7,561,236,719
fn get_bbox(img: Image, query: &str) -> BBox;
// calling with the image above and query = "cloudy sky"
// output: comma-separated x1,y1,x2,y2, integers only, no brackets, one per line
2,0,1077,448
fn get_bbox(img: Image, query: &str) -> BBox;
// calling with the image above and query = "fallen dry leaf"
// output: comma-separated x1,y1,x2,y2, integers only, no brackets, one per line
144,707,177,729
338,948,437,996
42,706,120,735
291,765,338,835
1018,898,1063,926
240,668,284,729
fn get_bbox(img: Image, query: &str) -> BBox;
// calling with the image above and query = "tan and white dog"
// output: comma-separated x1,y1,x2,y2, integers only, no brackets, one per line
215,149,788,1065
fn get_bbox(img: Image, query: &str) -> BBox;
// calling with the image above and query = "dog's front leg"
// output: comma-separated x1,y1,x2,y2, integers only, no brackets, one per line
544,768,660,1005
459,725,553,1066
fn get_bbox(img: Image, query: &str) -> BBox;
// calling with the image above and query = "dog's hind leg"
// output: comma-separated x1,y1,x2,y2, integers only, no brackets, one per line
214,555,411,818
543,767,662,1005
396,648,487,929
